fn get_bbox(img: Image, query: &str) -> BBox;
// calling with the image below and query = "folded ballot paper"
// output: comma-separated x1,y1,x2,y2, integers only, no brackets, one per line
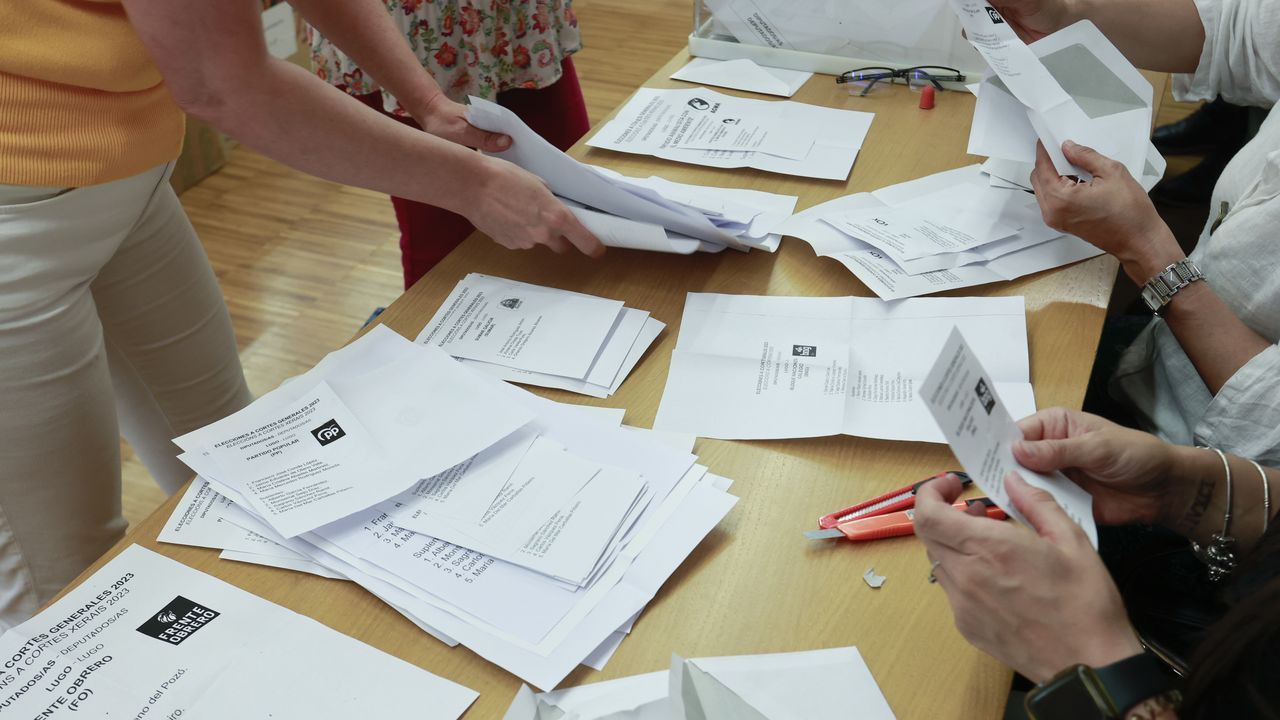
504,647,895,720
466,97,797,254
653,292,1036,443
951,0,1160,182
585,87,875,181
415,274,663,398
166,325,738,690
779,164,1103,299
0,544,478,719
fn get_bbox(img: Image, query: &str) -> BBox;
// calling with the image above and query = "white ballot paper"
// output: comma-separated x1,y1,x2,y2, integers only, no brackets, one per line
920,328,1098,546
418,273,624,379
587,87,874,181
671,57,813,97
0,544,477,719
503,646,895,720
953,2,1154,180
415,274,664,397
778,164,1104,300
654,293,1036,443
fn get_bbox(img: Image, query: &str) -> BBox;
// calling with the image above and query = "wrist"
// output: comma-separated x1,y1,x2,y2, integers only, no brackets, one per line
1122,228,1184,286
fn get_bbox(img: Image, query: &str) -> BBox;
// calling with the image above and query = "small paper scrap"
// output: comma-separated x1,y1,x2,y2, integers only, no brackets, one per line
863,567,887,589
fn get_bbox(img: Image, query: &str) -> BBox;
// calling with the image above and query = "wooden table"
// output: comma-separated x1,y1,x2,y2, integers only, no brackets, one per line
62,51,1124,718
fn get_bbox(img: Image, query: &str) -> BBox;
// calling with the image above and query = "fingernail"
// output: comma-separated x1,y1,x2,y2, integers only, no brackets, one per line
1063,140,1077,149
1014,440,1034,457
497,137,512,149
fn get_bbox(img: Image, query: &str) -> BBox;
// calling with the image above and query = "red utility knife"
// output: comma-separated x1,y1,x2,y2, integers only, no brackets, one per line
804,497,1007,541
816,471,971,529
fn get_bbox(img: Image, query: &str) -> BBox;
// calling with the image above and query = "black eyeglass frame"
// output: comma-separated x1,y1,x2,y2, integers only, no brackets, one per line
836,65,967,96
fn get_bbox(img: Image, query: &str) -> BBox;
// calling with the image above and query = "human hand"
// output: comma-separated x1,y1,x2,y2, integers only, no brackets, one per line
1031,141,1183,284
1014,407,1178,527
411,93,513,153
987,0,1076,42
466,155,605,257
914,472,1142,683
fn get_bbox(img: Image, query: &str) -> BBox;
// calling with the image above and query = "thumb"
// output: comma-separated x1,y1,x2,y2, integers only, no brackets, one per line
1061,140,1119,177
1013,435,1092,473
1006,473,1076,542
468,128,512,153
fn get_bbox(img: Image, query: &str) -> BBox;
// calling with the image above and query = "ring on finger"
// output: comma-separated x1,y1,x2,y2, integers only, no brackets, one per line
927,559,943,584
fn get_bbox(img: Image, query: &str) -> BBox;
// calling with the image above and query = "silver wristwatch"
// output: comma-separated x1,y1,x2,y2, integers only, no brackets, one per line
1141,259,1205,314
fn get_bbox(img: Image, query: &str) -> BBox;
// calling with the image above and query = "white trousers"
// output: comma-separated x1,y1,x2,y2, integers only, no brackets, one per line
0,163,251,630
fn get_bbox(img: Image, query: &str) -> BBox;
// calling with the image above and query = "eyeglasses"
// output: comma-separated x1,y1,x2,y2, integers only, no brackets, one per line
836,66,966,96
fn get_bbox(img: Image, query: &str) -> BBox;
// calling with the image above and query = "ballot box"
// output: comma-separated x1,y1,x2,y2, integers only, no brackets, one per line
689,0,984,82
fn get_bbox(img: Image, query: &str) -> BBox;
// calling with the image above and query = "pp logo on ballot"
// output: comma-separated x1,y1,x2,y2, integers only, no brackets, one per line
310,418,346,446
792,345,818,358
136,596,220,645
984,6,1005,23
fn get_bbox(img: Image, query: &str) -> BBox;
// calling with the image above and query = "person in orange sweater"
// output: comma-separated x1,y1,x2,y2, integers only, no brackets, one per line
0,0,602,630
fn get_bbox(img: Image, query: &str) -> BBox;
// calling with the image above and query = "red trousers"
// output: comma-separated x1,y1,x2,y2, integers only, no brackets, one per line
355,58,590,289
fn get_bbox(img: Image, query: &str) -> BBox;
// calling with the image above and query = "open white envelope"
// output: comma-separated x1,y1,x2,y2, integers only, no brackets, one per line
671,57,813,97
966,19,1153,180
671,648,896,720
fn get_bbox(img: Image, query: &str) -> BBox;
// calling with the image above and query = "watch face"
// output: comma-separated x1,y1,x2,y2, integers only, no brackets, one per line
1026,667,1112,720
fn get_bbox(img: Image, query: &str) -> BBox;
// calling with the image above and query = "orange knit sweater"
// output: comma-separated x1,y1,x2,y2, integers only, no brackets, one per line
0,0,184,187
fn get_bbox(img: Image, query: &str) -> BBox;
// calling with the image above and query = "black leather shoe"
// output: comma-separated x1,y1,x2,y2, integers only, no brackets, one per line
1152,98,1249,155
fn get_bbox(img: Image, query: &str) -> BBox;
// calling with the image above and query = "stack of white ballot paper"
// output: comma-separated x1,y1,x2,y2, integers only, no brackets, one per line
653,293,1036,443
413,273,664,398
0,544,478,718
585,87,875,181
466,97,797,254
779,164,1113,300
920,328,1099,547
504,647,896,720
162,325,739,690
950,0,1163,184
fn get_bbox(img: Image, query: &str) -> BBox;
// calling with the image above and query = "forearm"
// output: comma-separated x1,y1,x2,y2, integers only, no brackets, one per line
1163,445,1279,553
289,0,442,118
195,57,489,216
1066,0,1204,72
1121,232,1270,395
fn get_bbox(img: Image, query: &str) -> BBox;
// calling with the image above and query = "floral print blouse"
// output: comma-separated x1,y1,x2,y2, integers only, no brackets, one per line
309,0,583,115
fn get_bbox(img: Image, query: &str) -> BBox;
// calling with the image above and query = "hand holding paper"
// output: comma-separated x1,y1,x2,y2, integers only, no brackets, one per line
919,327,1097,546
912,472,1144,684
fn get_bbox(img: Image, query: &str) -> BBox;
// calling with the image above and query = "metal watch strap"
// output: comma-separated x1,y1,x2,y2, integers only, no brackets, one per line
1141,259,1204,314
1093,652,1179,717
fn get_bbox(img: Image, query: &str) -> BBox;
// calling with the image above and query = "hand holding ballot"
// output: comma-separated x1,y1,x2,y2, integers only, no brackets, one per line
912,472,1143,684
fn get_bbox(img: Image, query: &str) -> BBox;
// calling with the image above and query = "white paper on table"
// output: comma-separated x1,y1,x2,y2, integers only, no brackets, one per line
160,476,284,553
459,315,665,398
417,273,624,379
0,544,478,719
920,327,1098,546
653,293,1035,442
671,57,812,97
961,12,1152,179
673,647,896,720
467,97,753,250
225,472,736,690
822,196,1021,262
637,88,811,160
587,87,874,181
219,547,347,579
506,672,670,720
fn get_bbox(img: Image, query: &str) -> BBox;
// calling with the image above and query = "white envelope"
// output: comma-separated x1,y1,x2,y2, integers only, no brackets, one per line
671,57,813,98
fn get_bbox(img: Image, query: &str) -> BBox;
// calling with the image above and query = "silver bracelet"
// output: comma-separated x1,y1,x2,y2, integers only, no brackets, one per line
1190,447,1238,582
1248,459,1271,537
